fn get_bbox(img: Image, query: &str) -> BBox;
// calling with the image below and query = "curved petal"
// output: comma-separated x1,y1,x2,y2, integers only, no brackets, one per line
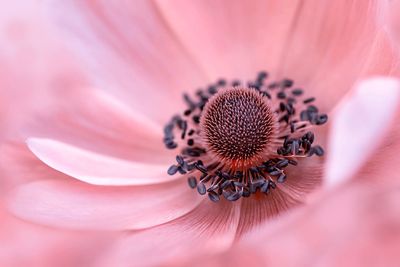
325,77,400,188
96,199,241,267
157,0,397,111
0,206,112,267
45,0,207,123
26,88,174,165
237,154,323,236
26,138,177,186
156,0,300,81
181,184,400,267
6,178,202,230
383,0,400,54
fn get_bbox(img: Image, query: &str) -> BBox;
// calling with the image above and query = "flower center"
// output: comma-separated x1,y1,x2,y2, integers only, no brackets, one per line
200,87,274,168
163,71,327,202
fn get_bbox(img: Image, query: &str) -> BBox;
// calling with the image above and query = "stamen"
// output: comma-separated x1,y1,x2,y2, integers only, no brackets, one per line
163,71,328,202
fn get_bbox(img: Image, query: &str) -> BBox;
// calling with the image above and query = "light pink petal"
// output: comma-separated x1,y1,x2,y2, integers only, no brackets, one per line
6,178,202,230
384,0,400,53
97,199,241,267
356,109,400,187
45,1,207,124
184,184,400,267
272,1,397,108
156,0,396,110
325,77,400,188
26,138,177,186
27,88,173,165
237,153,323,236
0,206,112,267
156,0,300,81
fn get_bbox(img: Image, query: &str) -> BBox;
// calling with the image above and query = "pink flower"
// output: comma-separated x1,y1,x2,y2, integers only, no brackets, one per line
2,1,400,266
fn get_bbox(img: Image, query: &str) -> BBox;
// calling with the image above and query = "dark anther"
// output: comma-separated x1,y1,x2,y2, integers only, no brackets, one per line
268,82,279,89
260,182,270,193
182,147,206,157
217,79,227,87
232,80,241,86
316,114,328,125
164,123,174,135
277,91,286,99
291,140,300,155
276,159,289,168
303,131,315,143
269,170,281,176
195,162,208,173
187,139,194,146
176,155,184,165
242,187,251,197
277,173,287,183
286,104,295,115
183,94,196,109
197,183,207,195
188,177,199,188
166,142,178,149
188,176,197,189
233,181,244,188
279,114,289,123
192,115,200,124
184,109,192,116
188,129,195,136
282,79,293,88
208,191,220,202
290,123,295,133
307,105,318,113
221,180,232,189
177,167,187,174
303,97,316,104
226,191,241,201
262,91,271,99
208,86,218,95
280,102,286,112
258,71,268,80
221,172,231,180
167,165,179,175
250,167,259,174
292,88,303,96
314,145,324,156
300,110,309,121
302,140,311,151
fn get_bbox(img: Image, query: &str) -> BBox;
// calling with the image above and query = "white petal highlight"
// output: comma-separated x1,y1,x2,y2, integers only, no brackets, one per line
325,77,400,188
27,138,176,186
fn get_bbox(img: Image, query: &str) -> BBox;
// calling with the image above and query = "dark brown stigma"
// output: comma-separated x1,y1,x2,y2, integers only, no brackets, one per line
200,87,275,168
163,71,328,202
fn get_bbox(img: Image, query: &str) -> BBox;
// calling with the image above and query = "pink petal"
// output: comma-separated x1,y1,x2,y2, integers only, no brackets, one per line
6,178,202,230
184,183,400,267
383,0,400,53
26,88,173,165
45,1,207,124
0,206,112,267
157,1,396,110
97,199,241,267
237,154,323,236
26,138,176,186
156,0,300,80
325,77,400,188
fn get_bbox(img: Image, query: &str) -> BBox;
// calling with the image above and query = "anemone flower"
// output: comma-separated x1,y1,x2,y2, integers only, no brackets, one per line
2,1,400,266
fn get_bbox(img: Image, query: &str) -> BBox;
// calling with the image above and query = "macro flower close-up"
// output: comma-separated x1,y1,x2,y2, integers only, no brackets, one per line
1,1,400,266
